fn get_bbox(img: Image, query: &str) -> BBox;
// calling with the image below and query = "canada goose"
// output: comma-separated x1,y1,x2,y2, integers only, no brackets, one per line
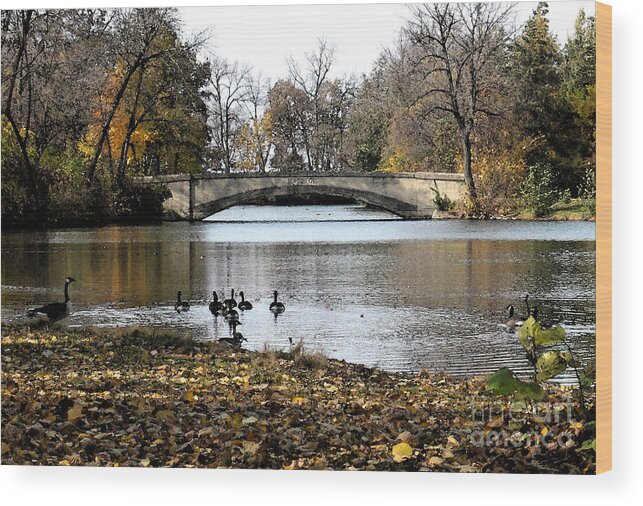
28,276,76,321
223,289,237,309
238,291,253,310
219,321,246,347
269,291,285,313
224,306,240,322
524,294,540,318
505,304,526,331
209,291,224,315
175,291,190,313
232,320,244,338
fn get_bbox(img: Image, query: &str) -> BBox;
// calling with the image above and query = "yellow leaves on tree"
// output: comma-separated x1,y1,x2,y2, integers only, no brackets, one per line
235,111,273,172
79,63,153,165
378,149,407,173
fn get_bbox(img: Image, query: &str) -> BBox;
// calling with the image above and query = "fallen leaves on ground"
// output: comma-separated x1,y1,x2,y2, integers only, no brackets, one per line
1,326,595,473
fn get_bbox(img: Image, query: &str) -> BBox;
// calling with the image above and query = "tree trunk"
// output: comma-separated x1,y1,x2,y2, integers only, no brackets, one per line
86,61,140,183
3,11,49,215
460,129,477,201
117,67,146,187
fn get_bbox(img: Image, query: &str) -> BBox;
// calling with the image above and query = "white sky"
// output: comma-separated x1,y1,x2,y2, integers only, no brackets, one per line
180,1,596,82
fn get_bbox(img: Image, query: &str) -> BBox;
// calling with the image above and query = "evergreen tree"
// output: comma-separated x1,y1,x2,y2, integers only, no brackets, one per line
562,9,596,175
510,2,581,192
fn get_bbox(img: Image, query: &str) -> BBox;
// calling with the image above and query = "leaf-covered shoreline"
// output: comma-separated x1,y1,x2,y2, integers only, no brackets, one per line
1,326,595,473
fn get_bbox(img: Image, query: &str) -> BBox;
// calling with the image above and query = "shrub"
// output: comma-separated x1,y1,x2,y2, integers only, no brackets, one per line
45,166,112,225
474,157,526,216
114,181,170,220
579,166,596,215
520,164,560,217
559,188,572,204
430,183,453,212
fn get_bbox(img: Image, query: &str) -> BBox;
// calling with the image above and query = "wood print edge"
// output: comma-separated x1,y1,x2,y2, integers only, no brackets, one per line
596,1,612,474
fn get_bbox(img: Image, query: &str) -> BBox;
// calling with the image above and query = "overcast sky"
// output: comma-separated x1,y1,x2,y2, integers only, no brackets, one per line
179,1,596,82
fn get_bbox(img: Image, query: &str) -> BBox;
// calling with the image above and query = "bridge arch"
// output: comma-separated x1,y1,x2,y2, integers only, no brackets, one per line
134,172,466,220
192,184,415,220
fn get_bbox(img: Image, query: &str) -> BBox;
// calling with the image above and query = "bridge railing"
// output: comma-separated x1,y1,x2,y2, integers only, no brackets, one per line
134,171,466,183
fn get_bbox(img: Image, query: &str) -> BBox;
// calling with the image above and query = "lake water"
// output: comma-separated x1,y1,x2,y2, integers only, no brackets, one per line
1,204,596,382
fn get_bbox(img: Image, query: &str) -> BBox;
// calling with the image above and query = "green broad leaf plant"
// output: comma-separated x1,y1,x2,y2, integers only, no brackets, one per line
487,313,594,412
487,368,544,401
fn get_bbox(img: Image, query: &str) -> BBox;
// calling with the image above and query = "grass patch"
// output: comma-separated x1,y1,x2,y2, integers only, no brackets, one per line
517,198,595,221
96,326,198,352
294,350,329,370
547,198,595,220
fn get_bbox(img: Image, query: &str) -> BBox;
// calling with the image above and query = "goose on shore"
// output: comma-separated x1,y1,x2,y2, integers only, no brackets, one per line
269,291,285,314
223,289,237,309
28,276,76,321
219,321,246,347
209,291,224,315
238,291,253,310
175,291,190,313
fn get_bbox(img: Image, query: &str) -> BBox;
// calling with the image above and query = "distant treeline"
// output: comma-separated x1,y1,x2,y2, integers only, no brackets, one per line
1,2,595,226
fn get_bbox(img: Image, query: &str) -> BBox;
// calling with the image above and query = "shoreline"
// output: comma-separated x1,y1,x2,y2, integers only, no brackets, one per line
1,212,596,233
0,216,165,233
1,324,596,472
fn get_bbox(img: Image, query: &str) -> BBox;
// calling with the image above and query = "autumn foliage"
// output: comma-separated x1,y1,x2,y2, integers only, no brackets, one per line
1,4,596,225
1,326,595,473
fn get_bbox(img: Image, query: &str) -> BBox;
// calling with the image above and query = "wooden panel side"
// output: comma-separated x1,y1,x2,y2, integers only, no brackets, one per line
596,1,612,475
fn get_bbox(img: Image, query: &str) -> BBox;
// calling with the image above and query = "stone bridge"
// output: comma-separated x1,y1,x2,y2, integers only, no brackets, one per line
135,172,466,220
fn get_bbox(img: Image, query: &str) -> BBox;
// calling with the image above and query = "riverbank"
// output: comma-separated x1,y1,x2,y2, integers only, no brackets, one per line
1,325,596,473
2,195,595,231
1,180,169,230
434,198,596,221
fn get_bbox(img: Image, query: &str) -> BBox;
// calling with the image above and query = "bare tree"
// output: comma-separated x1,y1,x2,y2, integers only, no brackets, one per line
285,39,354,171
405,2,516,200
2,10,110,204
267,79,308,171
207,57,252,173
240,73,272,172
1,10,37,198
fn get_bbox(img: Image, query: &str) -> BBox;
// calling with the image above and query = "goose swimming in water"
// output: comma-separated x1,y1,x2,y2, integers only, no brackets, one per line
524,294,530,315
223,289,237,309
505,304,525,331
28,276,76,321
175,291,190,313
504,294,533,331
269,291,285,314
223,306,240,323
209,291,224,315
238,291,253,310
